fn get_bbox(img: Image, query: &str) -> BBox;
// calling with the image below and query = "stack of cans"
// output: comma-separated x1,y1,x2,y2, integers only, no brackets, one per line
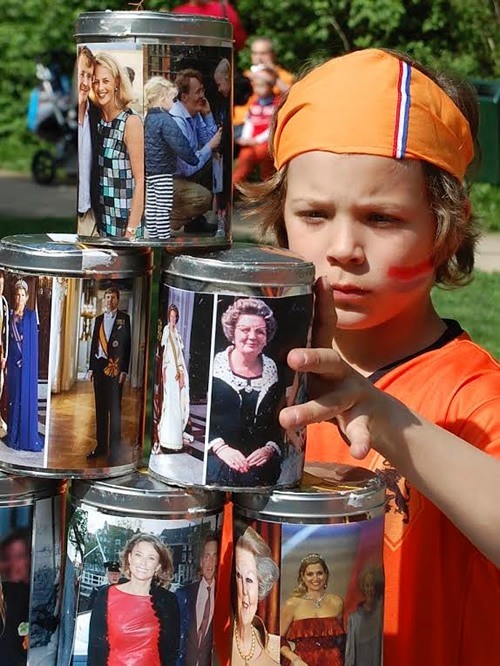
0,10,385,666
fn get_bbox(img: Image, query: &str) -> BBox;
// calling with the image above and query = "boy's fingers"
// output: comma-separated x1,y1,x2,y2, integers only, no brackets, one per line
312,276,337,349
287,347,347,376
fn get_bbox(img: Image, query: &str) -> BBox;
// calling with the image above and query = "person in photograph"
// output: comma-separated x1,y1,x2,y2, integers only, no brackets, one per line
206,298,284,487
232,526,279,665
345,566,383,666
0,528,30,585
91,51,144,240
280,553,346,666
88,533,180,665
76,45,100,236
156,304,190,453
4,279,43,452
0,271,9,437
169,68,222,234
87,560,127,611
144,76,199,240
212,58,232,233
0,573,30,665
176,533,219,666
87,287,131,461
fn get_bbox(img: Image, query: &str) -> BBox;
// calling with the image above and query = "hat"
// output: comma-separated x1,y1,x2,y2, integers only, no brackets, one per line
104,561,121,573
273,49,474,181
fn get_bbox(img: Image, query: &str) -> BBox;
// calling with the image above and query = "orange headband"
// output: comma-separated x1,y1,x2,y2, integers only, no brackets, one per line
273,49,474,181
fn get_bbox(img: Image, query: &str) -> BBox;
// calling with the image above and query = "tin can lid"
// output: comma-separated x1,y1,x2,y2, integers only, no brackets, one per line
233,463,386,521
76,10,233,42
0,471,66,505
71,470,226,516
0,234,153,276
162,243,315,287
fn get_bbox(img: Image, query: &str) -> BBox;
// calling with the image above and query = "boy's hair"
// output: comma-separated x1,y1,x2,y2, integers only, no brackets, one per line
240,49,481,288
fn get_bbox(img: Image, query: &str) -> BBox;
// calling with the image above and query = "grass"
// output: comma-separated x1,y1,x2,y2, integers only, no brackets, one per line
432,272,500,358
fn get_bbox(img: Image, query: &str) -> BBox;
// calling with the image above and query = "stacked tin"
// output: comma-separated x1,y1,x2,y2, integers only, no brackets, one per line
0,10,385,666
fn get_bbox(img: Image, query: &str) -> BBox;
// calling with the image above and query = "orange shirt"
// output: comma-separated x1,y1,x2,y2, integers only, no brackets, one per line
307,331,500,666
215,329,500,665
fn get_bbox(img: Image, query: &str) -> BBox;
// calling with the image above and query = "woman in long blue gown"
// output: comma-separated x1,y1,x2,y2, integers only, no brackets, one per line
4,279,43,452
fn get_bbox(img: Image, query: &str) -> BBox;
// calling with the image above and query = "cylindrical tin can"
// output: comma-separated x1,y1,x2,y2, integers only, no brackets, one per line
58,471,225,666
75,11,233,248
0,234,152,478
231,463,386,665
148,244,315,492
0,471,66,666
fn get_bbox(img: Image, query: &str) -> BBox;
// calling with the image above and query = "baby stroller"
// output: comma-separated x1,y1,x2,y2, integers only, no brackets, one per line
27,62,78,184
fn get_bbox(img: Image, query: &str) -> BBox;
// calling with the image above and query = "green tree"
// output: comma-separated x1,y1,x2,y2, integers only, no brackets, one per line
0,0,498,170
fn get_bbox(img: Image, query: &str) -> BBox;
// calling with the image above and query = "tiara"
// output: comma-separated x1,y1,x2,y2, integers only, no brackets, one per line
14,279,29,292
300,553,324,566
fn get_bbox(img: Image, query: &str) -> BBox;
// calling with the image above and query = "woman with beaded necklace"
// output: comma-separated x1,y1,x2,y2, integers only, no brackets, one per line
280,554,345,666
232,526,279,665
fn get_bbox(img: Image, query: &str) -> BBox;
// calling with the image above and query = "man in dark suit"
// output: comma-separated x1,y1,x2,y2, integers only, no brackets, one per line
176,534,219,666
87,287,131,461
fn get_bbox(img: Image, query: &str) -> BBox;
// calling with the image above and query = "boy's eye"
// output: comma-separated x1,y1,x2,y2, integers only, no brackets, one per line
297,210,328,224
367,212,401,225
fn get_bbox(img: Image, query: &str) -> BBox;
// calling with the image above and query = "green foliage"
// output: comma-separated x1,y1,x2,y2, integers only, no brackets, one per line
0,0,499,172
236,0,499,78
471,183,500,231
432,271,500,359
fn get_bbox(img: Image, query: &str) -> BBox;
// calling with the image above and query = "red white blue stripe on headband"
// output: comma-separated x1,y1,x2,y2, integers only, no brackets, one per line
393,61,411,159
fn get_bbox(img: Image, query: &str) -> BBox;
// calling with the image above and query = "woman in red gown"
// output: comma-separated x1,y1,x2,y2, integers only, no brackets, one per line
280,554,346,666
88,533,180,665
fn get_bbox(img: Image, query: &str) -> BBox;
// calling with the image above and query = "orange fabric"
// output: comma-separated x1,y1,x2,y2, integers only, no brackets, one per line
306,332,500,666
214,500,233,666
273,49,474,181
233,143,275,183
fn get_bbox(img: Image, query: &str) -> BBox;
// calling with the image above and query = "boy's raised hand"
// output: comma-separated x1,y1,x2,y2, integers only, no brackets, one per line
279,276,393,459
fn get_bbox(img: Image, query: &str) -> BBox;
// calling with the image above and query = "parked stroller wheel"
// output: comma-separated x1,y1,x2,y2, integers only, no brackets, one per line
32,150,56,185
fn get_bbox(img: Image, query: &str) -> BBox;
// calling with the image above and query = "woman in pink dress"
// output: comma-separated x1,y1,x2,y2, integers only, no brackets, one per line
280,554,346,666
88,533,180,665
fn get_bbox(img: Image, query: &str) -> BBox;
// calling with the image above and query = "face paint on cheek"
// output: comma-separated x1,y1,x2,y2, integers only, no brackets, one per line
387,259,434,283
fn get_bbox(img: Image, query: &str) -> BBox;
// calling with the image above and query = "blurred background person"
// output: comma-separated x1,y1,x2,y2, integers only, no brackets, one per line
171,0,247,52
233,66,278,186
280,554,346,666
232,526,280,665
234,36,294,148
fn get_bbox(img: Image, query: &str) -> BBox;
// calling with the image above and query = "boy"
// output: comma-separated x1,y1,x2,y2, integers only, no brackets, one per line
216,48,500,666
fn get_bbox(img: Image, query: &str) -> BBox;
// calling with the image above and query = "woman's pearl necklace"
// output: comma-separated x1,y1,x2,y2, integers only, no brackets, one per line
234,623,256,665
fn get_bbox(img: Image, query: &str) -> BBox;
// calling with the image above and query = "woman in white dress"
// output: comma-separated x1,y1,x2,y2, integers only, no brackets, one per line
157,304,190,451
